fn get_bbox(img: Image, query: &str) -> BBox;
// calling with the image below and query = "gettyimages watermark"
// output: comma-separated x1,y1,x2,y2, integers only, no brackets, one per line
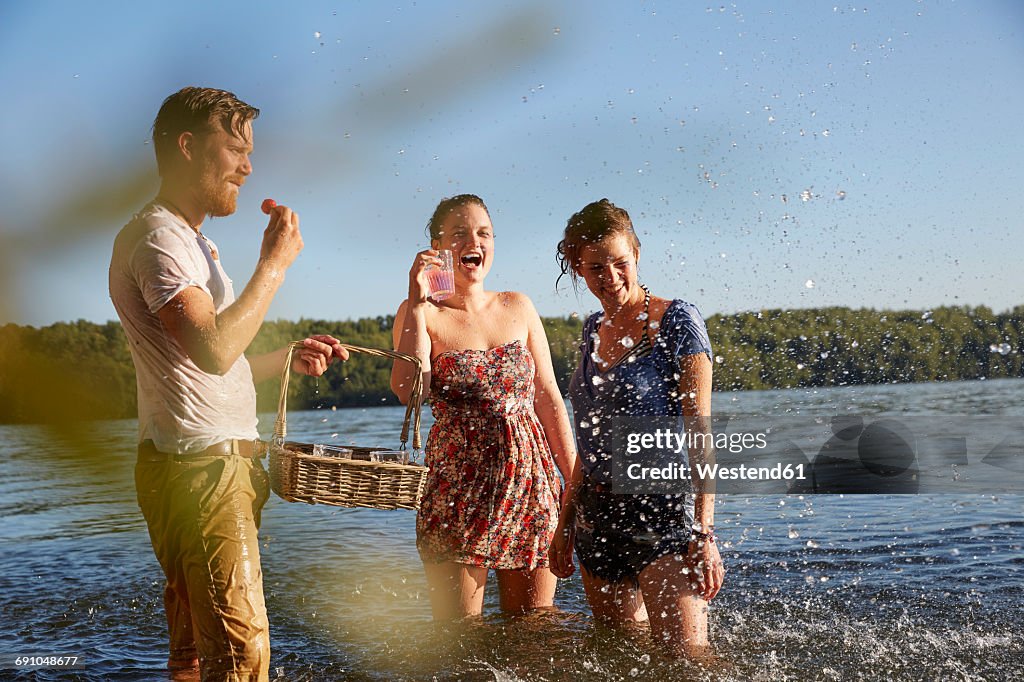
606,415,1024,494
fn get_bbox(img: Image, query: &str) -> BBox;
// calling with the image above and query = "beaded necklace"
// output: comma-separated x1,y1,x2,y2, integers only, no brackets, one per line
594,284,651,369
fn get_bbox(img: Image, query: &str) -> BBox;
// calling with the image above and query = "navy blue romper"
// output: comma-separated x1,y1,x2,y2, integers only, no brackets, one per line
567,299,713,585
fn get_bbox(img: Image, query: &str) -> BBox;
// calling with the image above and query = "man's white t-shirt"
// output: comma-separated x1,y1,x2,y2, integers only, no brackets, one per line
109,202,259,454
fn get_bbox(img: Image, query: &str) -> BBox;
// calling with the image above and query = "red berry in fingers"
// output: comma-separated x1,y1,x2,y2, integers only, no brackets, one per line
261,198,277,214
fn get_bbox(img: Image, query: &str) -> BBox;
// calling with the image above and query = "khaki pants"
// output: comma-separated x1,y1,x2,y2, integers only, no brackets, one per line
136,449,272,682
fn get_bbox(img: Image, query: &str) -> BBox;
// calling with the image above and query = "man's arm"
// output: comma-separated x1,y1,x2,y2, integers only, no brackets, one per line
247,335,349,384
158,204,301,375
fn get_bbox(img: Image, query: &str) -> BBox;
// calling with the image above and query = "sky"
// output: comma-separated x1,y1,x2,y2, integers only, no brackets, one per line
1,1,1022,327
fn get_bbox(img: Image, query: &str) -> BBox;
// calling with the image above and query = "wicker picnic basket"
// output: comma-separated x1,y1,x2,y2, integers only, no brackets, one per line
268,341,427,510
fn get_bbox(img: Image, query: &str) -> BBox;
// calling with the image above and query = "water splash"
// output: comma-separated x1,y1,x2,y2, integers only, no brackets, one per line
989,343,1012,355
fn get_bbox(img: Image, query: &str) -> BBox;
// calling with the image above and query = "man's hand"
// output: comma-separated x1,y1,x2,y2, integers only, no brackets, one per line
290,335,350,377
259,202,303,271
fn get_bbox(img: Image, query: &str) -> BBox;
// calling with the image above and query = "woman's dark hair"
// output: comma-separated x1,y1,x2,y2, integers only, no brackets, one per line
425,194,490,241
556,198,641,291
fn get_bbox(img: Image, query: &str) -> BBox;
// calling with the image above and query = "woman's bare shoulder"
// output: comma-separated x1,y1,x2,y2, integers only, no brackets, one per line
648,295,674,325
494,290,536,311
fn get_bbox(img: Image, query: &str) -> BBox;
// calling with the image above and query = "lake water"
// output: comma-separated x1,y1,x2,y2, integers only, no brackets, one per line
1,379,1021,681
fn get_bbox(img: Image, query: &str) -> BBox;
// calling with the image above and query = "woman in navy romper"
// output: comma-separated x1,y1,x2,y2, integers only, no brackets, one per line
549,199,724,658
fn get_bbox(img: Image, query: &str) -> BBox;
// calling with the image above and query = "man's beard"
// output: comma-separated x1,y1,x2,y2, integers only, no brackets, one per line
197,162,239,218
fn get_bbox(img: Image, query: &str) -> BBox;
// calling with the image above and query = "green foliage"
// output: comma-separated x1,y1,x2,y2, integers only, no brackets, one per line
0,320,137,423
0,305,1020,424
706,306,1023,391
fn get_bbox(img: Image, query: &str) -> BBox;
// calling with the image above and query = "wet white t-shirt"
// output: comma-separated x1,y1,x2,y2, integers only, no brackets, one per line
109,202,259,454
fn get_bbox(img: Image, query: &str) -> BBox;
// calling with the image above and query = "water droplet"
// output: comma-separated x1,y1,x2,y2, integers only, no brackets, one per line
570,311,579,319
591,375,605,386
313,31,322,39
800,189,812,202
788,527,800,539
820,351,829,359
805,279,815,289
553,26,561,35
836,190,847,200
797,363,805,370
822,129,831,137
637,311,648,321
649,320,660,331
991,343,1012,355
851,340,859,348
715,355,724,364
620,336,635,348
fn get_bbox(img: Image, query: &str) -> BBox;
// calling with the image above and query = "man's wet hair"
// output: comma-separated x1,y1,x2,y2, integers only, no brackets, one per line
152,86,259,176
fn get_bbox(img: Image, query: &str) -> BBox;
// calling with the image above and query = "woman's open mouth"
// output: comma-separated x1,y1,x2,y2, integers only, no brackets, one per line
460,253,483,269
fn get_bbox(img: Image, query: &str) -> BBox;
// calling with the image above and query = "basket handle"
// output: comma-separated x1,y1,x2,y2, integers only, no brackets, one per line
273,341,423,450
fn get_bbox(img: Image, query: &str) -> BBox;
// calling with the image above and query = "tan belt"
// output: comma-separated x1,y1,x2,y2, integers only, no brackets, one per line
138,438,267,461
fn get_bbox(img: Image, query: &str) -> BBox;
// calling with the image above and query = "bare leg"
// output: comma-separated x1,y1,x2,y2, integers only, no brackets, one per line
495,566,557,614
422,561,488,619
637,553,709,658
579,564,649,626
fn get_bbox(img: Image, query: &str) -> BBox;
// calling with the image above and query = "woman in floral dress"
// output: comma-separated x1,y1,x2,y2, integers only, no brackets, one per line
390,195,577,619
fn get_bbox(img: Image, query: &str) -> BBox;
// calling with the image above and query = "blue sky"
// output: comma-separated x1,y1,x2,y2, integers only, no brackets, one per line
2,1,1022,326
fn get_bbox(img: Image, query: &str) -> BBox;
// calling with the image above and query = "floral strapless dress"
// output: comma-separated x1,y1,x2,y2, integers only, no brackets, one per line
417,339,561,569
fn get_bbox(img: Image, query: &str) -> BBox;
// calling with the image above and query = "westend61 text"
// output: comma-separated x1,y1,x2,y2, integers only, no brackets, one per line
626,462,807,481
625,428,768,454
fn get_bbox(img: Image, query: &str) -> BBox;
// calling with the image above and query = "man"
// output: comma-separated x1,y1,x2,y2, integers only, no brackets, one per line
109,86,347,681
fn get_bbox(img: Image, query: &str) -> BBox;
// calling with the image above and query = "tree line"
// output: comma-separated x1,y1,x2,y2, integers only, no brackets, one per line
0,304,1020,424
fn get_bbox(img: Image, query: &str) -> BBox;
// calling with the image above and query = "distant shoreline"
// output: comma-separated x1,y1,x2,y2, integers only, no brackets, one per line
1,303,1020,424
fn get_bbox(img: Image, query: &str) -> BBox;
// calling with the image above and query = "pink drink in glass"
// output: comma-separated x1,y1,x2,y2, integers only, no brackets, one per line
427,250,455,301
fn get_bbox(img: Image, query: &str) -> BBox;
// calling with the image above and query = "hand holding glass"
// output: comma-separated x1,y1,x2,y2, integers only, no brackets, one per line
425,250,455,302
